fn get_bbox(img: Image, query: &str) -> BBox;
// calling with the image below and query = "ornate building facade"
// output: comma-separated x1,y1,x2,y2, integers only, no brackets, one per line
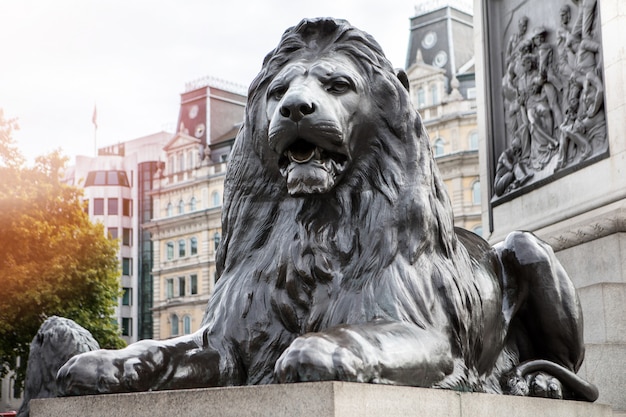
405,3,481,234
145,79,246,340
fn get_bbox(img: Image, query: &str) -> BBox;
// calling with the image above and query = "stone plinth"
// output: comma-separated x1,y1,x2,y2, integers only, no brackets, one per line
30,382,612,417
474,0,626,413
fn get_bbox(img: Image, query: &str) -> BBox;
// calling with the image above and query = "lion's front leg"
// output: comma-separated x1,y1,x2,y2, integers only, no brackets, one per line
274,320,454,387
57,330,235,395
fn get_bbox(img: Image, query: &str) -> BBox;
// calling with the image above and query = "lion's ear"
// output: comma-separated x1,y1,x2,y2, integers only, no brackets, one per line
395,69,410,92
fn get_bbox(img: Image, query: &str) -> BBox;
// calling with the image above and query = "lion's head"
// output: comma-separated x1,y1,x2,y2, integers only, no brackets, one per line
215,18,475,338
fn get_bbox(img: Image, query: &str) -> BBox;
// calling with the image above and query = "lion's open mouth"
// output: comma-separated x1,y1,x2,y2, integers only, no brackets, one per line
278,139,348,195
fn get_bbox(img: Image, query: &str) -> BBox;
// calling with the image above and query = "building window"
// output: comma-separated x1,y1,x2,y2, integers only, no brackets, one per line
190,197,197,211
190,237,198,255
168,156,175,174
179,153,185,172
166,278,174,299
107,227,118,240
122,258,132,275
183,315,191,335
472,181,481,205
211,191,220,207
171,314,179,336
85,170,130,187
123,198,132,216
94,171,106,185
107,171,118,185
166,203,173,217
417,87,426,108
122,228,132,246
122,287,132,305
178,200,185,215
188,150,195,170
190,274,198,295
166,242,174,260
214,232,221,252
467,87,477,99
121,317,132,336
108,198,118,215
469,132,479,150
93,198,104,215
178,239,186,257
433,138,445,156
430,84,439,105
178,276,185,297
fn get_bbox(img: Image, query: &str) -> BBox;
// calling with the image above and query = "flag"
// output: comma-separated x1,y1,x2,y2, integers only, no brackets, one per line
92,105,98,129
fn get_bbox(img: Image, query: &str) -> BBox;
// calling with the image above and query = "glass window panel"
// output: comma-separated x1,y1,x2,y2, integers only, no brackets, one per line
93,198,104,215
178,276,185,297
108,198,118,215
190,274,198,295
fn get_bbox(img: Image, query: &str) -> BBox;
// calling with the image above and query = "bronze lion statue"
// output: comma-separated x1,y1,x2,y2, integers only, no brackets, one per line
55,17,597,401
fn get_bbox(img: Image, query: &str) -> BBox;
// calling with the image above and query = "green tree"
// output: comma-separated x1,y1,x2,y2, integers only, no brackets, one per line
0,110,126,391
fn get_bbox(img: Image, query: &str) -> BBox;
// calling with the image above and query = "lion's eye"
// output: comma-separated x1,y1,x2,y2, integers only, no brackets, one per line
326,79,352,94
268,85,288,100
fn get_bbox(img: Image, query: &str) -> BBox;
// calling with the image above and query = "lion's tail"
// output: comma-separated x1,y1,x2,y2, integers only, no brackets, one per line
505,359,599,402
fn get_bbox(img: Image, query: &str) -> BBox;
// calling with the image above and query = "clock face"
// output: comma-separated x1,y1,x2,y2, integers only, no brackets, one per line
422,31,437,49
433,50,448,68
188,105,199,119
194,123,206,138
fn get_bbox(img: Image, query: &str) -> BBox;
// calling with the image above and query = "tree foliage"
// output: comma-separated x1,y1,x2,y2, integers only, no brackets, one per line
0,109,126,390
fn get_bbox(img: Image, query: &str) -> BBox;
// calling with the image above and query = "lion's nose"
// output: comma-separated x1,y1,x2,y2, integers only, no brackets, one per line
279,95,315,122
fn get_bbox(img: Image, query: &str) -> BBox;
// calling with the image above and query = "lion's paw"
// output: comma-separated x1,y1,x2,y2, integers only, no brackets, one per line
57,350,124,395
504,371,563,399
526,372,563,399
57,346,160,395
274,334,374,383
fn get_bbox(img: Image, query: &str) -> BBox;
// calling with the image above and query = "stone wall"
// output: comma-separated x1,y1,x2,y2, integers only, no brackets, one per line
475,0,626,413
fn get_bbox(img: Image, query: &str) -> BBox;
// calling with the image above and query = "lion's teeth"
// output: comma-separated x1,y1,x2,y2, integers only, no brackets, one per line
287,148,315,164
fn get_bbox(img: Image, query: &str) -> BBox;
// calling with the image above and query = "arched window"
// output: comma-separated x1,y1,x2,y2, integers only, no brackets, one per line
188,150,195,170
179,153,185,172
183,315,192,335
433,138,445,156
469,131,479,150
211,191,221,207
166,202,173,217
417,87,426,108
214,232,221,252
178,239,186,257
166,242,174,260
473,225,483,237
190,237,198,256
171,314,179,336
472,181,481,205
178,200,185,215
189,196,197,211
430,84,439,105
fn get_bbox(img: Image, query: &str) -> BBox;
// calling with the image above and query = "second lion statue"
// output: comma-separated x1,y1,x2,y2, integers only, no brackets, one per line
56,17,597,401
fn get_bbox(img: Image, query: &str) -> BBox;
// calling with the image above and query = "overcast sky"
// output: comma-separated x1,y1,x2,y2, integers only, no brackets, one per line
1,0,424,163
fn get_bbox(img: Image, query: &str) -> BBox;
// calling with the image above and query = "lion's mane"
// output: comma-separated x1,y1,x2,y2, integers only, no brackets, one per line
205,18,491,387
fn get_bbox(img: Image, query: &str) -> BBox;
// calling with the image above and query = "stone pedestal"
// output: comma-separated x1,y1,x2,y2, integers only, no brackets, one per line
475,0,626,414
30,382,612,417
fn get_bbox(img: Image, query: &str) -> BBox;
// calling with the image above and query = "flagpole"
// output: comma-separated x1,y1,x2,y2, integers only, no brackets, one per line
92,104,98,157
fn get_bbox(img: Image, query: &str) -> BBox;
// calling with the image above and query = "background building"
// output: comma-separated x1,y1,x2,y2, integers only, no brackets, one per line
405,2,481,234
66,132,171,343
145,78,246,340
